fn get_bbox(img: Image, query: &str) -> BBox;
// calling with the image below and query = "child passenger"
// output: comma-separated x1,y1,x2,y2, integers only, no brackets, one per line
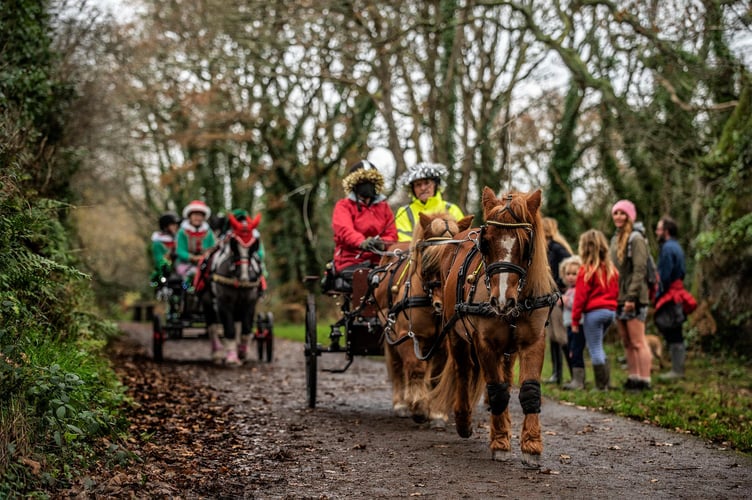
571,229,619,391
559,256,585,390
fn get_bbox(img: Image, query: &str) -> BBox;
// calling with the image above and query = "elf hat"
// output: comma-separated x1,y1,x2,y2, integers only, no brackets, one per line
182,200,211,219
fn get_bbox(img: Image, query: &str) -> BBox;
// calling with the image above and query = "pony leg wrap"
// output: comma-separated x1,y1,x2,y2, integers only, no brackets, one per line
486,382,511,416
519,379,542,414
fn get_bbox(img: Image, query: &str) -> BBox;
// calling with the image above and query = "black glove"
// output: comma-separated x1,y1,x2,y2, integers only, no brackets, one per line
359,237,385,252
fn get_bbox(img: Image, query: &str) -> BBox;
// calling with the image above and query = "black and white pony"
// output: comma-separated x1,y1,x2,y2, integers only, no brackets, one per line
209,212,264,366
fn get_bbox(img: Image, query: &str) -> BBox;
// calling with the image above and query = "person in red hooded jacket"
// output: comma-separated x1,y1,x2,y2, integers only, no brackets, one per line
332,160,397,274
654,216,696,380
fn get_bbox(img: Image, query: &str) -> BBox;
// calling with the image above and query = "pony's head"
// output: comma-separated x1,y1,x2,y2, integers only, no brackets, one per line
416,211,474,313
218,212,263,283
480,187,549,314
416,211,474,277
228,212,261,249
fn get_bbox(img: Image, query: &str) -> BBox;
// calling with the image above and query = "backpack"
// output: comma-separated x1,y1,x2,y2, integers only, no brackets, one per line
627,231,660,303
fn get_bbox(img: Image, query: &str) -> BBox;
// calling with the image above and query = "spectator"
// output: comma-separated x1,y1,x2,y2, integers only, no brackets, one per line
542,217,573,385
610,199,653,391
559,255,584,389
394,162,464,242
655,216,696,380
570,230,619,391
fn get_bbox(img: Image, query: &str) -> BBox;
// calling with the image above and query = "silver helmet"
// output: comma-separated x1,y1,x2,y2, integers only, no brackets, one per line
397,162,449,189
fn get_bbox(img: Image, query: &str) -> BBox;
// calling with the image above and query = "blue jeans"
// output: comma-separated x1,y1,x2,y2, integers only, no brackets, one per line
566,326,586,369
583,308,616,365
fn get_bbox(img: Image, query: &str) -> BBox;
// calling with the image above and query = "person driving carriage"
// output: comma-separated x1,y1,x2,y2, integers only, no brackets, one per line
175,199,216,284
150,211,179,283
332,159,397,276
394,162,464,242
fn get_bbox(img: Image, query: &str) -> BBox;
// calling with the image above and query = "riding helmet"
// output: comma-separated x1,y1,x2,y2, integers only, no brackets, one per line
158,211,180,231
397,162,448,191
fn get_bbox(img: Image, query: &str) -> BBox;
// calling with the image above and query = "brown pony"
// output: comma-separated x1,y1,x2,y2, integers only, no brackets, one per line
429,188,558,468
372,211,473,425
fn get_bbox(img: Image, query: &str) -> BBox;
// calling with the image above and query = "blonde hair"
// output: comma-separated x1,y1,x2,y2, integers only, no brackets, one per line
578,229,618,286
614,219,633,263
542,217,573,255
558,255,582,282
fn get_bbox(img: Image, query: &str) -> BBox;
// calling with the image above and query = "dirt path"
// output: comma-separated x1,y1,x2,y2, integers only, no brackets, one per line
91,322,752,499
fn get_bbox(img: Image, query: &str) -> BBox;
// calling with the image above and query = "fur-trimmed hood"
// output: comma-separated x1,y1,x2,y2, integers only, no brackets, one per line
342,163,385,194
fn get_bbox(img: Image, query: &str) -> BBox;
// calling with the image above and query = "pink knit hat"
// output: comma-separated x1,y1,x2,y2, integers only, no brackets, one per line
611,199,636,222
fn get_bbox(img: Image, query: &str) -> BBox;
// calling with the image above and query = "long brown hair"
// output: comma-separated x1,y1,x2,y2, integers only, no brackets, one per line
579,229,618,286
542,217,573,255
614,219,633,263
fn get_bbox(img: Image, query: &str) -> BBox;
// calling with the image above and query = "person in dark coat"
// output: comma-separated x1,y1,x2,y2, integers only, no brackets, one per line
542,217,573,385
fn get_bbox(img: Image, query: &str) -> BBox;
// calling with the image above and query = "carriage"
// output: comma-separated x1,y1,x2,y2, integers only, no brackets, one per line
150,212,273,364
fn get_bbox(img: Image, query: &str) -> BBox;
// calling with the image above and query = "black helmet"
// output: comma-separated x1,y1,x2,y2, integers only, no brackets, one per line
158,212,180,231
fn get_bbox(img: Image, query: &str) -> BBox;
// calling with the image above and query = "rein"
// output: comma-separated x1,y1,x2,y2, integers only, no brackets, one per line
382,235,462,355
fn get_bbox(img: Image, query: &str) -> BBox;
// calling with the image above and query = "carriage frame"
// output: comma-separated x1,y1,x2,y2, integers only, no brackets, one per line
304,267,385,408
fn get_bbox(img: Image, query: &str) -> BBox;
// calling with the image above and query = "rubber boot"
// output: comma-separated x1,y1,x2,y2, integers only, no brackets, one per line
659,343,685,380
593,363,610,391
545,340,563,384
562,367,585,390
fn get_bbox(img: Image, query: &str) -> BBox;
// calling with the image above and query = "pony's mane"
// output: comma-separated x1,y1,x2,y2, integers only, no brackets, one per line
486,191,553,296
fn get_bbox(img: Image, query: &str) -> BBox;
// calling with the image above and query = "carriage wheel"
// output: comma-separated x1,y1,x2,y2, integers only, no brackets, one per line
256,335,265,361
264,335,274,363
305,293,318,408
265,312,274,362
255,335,274,362
152,315,164,363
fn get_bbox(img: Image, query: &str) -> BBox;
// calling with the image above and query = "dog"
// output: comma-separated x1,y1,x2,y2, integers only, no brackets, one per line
646,334,666,371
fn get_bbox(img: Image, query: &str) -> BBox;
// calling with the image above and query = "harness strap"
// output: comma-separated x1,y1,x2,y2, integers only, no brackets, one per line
211,273,259,288
485,261,527,278
389,295,433,317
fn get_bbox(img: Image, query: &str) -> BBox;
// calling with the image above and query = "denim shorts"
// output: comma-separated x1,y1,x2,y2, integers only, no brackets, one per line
616,303,648,322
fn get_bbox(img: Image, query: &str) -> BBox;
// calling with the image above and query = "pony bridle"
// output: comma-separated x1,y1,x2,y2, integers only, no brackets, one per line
481,195,535,303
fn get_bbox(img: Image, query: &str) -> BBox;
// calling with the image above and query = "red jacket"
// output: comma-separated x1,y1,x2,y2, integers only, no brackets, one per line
655,279,697,315
571,264,619,329
332,196,397,271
